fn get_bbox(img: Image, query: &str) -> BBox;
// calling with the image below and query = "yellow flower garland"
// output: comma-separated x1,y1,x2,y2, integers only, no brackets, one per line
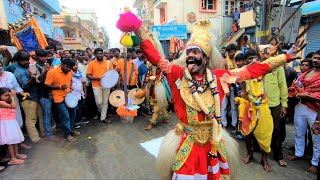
246,77,264,107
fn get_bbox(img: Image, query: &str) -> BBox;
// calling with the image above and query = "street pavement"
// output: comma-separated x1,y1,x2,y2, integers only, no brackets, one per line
0,113,317,179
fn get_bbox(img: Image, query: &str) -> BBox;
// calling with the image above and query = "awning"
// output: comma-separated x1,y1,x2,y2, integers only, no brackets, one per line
295,1,320,16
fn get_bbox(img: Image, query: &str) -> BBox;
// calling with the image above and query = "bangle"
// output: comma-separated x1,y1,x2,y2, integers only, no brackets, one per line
11,97,15,102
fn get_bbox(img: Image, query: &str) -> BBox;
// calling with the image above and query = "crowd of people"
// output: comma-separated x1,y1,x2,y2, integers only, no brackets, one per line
220,42,320,174
0,44,175,170
0,33,319,177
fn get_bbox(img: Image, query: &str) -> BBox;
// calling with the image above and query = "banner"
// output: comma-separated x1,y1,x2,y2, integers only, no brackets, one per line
10,17,48,52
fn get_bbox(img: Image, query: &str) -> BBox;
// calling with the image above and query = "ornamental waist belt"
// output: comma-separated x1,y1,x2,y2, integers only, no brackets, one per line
175,121,213,146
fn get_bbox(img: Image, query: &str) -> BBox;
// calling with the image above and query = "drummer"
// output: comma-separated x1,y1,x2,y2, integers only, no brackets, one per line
110,48,123,69
45,58,80,142
86,48,114,123
115,48,139,91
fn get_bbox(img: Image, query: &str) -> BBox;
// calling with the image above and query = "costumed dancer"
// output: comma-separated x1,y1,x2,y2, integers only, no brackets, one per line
136,19,305,180
144,65,172,130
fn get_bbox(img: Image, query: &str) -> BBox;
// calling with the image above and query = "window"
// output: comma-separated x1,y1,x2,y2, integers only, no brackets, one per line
224,0,236,16
159,5,167,24
199,0,217,13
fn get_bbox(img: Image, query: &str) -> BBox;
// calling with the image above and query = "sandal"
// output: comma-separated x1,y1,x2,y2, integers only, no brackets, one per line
0,166,4,171
8,159,24,165
66,135,77,142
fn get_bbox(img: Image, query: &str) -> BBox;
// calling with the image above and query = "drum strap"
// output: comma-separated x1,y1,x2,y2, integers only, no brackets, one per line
128,63,134,85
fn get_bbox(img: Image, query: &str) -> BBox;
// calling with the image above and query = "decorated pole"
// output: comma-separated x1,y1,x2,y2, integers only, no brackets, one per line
123,46,128,105
115,7,142,123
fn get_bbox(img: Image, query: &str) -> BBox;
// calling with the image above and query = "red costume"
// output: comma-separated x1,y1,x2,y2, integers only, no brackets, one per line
140,38,291,179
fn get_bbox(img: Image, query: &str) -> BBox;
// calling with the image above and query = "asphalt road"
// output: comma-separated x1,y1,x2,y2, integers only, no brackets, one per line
0,113,317,179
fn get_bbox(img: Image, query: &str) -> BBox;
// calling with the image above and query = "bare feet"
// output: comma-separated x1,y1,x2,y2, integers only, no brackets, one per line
307,165,317,174
261,159,271,172
242,154,253,164
287,155,303,161
0,166,4,171
19,143,32,150
144,124,154,131
15,153,27,159
278,159,287,167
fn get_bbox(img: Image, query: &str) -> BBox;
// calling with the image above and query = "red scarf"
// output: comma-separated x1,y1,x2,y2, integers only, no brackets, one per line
289,69,320,111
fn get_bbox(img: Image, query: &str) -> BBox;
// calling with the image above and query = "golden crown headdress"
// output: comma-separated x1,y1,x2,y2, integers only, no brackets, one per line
187,20,212,57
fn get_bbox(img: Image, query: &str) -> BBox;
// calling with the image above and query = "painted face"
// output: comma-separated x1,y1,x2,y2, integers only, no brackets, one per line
186,48,207,74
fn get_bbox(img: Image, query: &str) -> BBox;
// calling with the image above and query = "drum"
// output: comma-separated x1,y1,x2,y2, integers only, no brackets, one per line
100,70,119,89
65,92,79,108
109,90,125,107
128,88,145,105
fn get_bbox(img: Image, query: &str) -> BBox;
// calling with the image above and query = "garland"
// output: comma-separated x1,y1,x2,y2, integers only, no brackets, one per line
226,54,235,70
184,68,222,156
246,77,264,106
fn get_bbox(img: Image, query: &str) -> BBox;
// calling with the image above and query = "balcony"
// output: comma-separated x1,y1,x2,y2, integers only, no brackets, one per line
64,37,89,47
53,15,98,38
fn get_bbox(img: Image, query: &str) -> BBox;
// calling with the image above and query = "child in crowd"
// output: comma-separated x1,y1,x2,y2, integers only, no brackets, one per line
233,53,245,140
0,88,26,165
71,61,87,128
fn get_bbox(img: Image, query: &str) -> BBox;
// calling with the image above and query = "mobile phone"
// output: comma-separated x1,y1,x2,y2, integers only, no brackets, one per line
29,64,37,74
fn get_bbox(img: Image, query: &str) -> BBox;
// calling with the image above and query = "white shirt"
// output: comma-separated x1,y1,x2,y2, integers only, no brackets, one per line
72,70,86,99
133,58,144,69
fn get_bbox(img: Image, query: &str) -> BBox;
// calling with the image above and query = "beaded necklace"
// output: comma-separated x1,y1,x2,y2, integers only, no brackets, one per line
183,70,215,93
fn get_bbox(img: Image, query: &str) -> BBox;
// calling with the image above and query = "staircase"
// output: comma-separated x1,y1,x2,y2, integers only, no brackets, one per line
220,28,245,48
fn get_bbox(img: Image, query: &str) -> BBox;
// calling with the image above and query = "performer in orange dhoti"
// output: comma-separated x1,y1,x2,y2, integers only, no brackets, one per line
136,20,304,179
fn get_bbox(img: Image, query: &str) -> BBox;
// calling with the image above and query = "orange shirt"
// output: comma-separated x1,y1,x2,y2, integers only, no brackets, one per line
45,66,72,103
87,59,113,87
110,57,124,69
116,59,138,86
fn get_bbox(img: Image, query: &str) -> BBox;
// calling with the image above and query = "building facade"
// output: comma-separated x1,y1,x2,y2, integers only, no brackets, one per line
53,7,99,50
0,0,63,48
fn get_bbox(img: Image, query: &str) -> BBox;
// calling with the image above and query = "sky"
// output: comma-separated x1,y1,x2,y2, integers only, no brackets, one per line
59,0,135,48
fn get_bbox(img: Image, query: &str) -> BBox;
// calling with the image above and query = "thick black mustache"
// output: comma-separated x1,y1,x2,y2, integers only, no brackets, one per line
186,56,203,66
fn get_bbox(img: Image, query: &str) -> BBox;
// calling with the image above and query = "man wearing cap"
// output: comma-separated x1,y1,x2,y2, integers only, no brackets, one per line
136,20,304,179
87,48,114,123
45,58,79,142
